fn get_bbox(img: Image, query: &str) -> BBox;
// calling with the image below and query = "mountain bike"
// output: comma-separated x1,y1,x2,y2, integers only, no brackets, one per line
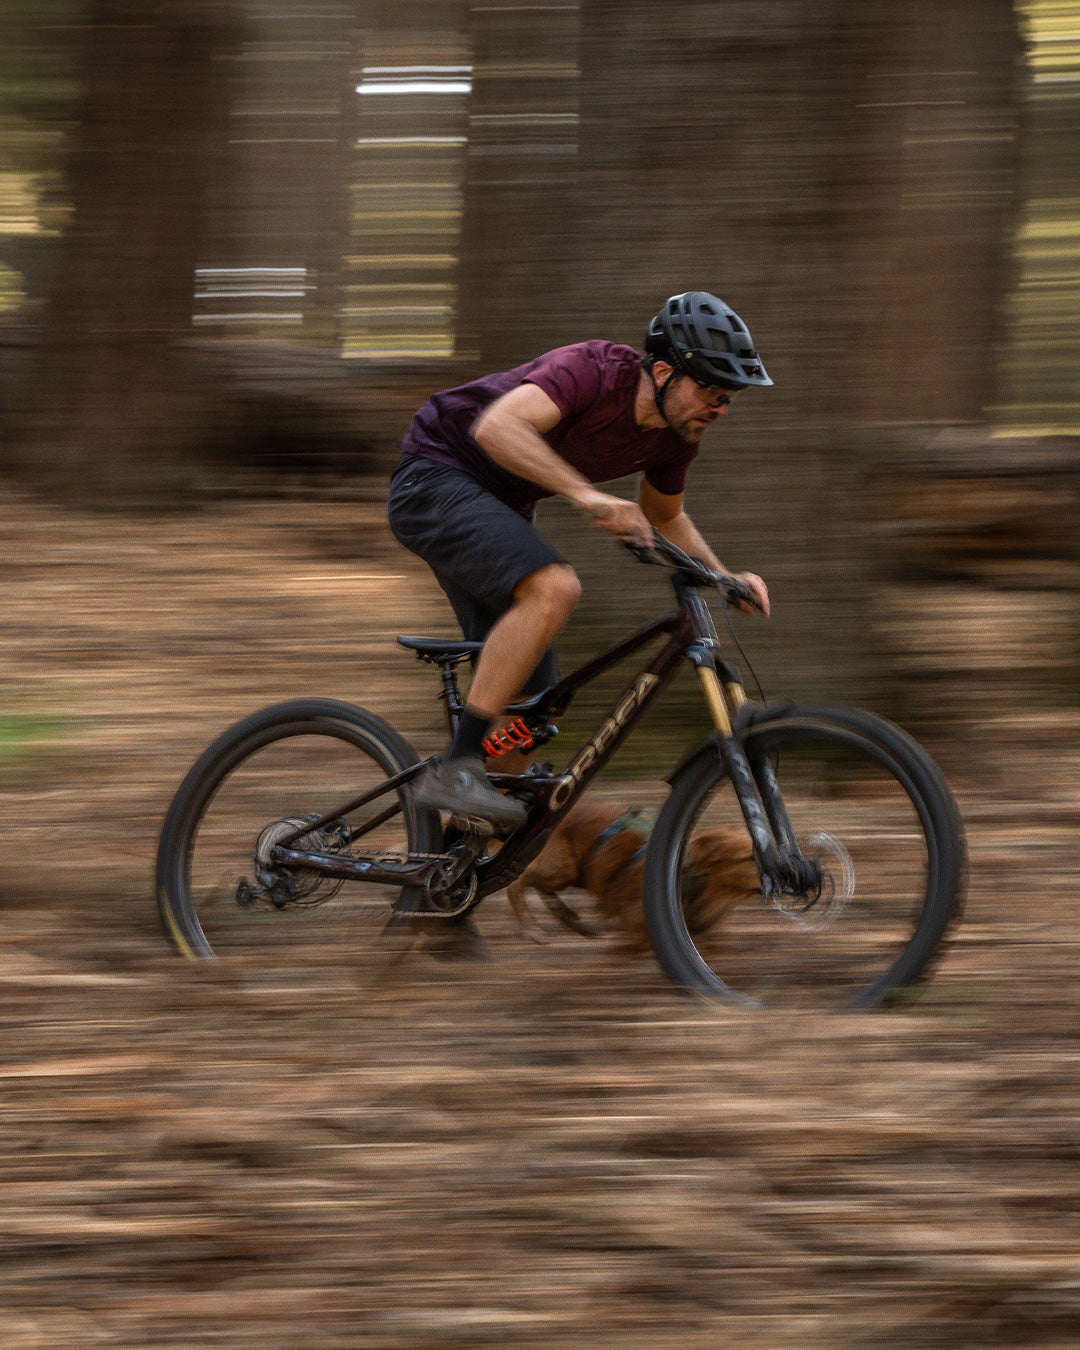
155,533,965,1007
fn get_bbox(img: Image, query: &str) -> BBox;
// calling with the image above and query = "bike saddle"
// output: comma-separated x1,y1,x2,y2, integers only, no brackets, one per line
396,635,484,665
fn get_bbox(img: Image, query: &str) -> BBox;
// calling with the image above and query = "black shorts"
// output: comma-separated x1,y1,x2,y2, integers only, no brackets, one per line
387,456,565,693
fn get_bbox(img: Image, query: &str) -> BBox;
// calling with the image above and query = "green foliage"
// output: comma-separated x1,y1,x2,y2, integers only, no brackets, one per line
0,1,81,117
0,709,63,782
0,260,27,310
0,0,80,257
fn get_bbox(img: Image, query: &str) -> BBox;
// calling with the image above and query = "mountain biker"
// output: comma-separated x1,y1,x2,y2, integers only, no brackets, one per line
388,290,773,831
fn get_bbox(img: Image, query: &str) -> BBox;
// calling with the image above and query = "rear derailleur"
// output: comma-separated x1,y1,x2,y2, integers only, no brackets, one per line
236,814,351,911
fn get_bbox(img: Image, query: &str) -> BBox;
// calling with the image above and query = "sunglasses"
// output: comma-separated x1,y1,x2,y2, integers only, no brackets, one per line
691,380,742,408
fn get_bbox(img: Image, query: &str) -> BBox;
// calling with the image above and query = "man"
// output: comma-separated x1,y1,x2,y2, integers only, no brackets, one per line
388,290,772,830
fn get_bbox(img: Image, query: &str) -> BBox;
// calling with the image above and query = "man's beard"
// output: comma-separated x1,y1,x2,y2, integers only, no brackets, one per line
669,415,708,443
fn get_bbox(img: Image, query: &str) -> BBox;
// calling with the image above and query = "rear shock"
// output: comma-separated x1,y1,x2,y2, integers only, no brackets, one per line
482,716,558,760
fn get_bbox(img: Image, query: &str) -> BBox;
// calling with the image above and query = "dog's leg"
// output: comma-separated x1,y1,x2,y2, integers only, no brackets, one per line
506,877,550,943
507,880,548,945
538,889,600,938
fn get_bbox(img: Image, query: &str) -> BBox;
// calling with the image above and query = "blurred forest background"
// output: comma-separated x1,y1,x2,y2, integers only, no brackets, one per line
2,8,1080,1348
0,0,1077,758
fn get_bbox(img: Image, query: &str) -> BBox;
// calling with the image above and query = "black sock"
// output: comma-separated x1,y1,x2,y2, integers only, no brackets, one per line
448,707,492,761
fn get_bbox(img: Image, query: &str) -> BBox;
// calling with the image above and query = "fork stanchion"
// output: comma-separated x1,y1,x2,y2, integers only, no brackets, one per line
696,665,733,736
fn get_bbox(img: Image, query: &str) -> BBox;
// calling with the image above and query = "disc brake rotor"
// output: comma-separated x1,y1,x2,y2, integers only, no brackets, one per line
771,831,854,930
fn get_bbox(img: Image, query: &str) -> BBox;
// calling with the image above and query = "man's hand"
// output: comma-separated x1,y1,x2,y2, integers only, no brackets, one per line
728,570,770,617
577,490,652,546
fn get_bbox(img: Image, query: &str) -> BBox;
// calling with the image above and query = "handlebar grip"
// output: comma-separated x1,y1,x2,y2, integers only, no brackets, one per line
715,574,762,610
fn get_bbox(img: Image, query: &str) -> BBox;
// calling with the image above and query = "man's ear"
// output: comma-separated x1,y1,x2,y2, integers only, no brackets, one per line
649,358,675,384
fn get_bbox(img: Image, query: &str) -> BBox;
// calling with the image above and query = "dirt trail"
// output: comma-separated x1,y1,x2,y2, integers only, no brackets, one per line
1,483,1078,1348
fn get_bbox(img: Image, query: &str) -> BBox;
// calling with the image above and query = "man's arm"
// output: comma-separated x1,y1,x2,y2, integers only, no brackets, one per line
471,384,651,543
639,480,770,616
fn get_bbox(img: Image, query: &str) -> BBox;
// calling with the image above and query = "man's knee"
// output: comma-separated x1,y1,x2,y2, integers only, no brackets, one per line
515,563,582,620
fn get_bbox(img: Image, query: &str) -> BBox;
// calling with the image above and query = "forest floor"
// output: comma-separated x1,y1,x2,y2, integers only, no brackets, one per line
0,482,1078,1349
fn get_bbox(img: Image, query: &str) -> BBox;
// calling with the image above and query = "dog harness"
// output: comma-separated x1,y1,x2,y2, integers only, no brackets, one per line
586,808,705,906
585,809,650,874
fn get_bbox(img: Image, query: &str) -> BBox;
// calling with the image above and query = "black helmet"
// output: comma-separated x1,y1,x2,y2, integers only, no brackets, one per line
646,291,773,389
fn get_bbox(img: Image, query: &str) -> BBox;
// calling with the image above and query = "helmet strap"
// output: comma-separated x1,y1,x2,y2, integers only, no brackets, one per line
645,354,679,421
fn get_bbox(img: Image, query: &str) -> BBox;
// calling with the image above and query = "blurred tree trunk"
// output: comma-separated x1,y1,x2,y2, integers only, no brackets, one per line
459,1,581,369
570,0,1021,419
30,0,239,500
839,0,1023,424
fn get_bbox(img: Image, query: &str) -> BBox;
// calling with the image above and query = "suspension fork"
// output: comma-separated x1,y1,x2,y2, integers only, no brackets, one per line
683,640,775,877
679,588,777,873
689,641,804,891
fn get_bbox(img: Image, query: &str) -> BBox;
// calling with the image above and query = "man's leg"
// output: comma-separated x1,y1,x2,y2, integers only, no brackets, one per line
462,563,581,720
389,460,576,826
418,564,580,828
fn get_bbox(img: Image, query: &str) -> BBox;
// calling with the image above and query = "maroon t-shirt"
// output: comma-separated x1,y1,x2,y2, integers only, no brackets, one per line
399,341,697,518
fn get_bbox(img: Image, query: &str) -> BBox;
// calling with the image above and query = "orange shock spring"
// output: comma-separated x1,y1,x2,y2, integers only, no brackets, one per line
481,716,536,759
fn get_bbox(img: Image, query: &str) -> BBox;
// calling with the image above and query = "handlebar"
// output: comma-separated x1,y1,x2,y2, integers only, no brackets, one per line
623,530,762,610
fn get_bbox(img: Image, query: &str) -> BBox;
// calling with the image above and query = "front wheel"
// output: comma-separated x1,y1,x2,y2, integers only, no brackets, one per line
156,699,441,960
644,705,965,1007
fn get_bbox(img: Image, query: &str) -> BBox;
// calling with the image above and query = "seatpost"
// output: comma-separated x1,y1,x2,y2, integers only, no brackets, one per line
437,660,466,733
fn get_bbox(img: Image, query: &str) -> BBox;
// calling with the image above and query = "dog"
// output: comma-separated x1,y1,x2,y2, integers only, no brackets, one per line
506,796,761,952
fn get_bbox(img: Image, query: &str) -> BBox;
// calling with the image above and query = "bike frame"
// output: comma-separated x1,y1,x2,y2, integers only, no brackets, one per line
269,559,798,903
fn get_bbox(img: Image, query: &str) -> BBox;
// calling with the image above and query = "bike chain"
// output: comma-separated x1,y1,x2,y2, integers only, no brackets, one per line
243,847,478,915
345,848,480,918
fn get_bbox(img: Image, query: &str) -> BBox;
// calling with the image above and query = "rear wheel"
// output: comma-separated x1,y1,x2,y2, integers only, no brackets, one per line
156,699,441,960
644,705,965,1007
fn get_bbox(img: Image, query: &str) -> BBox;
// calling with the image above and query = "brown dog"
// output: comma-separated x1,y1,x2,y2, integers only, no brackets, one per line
506,797,761,952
